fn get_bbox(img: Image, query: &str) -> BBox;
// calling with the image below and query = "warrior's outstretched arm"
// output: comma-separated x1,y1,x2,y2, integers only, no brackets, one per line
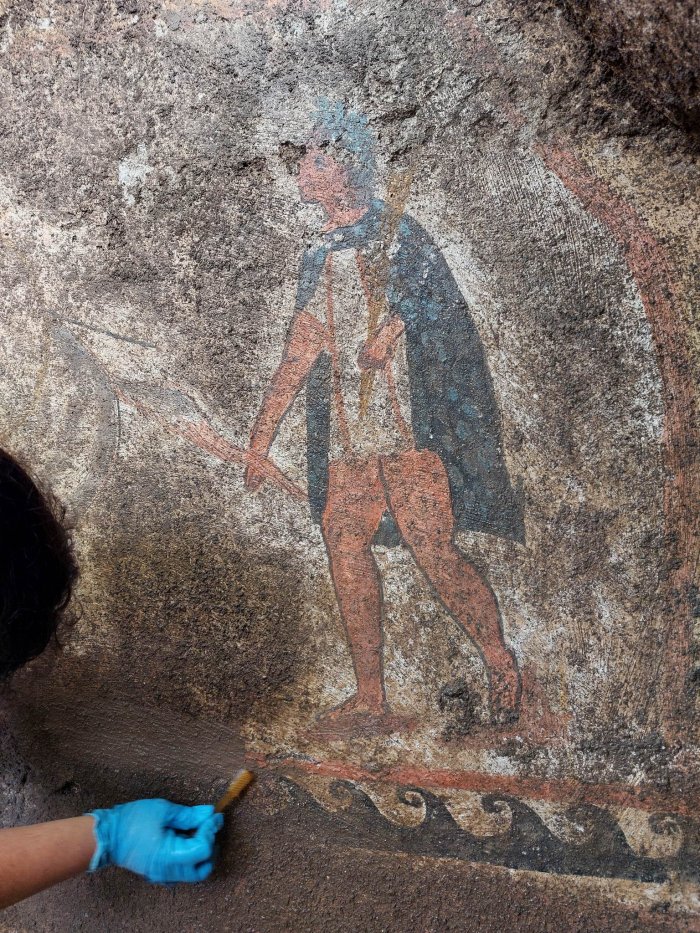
246,310,328,489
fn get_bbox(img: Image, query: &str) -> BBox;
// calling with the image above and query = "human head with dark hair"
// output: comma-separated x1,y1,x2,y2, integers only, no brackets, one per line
297,98,378,217
0,448,78,680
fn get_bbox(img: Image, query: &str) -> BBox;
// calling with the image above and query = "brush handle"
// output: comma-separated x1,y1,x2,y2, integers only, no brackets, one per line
214,770,254,812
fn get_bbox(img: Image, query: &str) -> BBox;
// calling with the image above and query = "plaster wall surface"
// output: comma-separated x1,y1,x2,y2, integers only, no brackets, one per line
0,1,698,930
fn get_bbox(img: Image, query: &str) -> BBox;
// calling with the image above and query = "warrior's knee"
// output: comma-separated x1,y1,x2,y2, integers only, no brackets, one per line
403,528,454,561
415,541,485,586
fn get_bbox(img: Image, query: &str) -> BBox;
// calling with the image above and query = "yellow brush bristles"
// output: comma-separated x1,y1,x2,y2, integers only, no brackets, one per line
214,769,254,812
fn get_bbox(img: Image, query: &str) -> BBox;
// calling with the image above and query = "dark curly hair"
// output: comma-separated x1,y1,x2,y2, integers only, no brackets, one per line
0,448,78,680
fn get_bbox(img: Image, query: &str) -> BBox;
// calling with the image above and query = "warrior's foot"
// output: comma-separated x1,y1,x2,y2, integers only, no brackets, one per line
317,693,387,724
488,651,522,726
310,694,416,738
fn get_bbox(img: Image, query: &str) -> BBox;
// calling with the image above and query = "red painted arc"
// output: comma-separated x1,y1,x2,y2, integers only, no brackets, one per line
431,1,699,736
534,143,700,734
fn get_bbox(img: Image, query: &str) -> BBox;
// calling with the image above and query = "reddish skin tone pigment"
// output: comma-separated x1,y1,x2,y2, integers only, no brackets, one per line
0,817,96,909
244,145,520,726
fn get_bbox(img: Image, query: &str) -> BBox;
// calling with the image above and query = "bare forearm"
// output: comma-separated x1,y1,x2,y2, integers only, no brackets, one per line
250,310,327,451
0,816,95,909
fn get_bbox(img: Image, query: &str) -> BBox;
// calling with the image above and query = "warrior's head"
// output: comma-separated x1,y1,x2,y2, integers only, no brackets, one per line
298,99,376,225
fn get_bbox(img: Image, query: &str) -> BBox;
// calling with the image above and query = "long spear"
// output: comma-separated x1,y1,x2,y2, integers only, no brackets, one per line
357,166,414,420
116,382,306,502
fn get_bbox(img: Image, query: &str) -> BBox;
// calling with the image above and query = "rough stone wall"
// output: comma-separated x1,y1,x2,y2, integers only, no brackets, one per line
556,0,700,131
0,1,698,931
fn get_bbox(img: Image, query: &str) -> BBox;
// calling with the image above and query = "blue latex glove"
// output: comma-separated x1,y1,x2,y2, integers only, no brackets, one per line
87,799,224,884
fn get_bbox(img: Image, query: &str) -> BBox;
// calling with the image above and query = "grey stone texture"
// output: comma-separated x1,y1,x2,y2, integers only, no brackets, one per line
0,0,698,930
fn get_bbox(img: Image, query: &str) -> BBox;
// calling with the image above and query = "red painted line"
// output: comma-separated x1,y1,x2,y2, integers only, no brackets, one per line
248,753,697,818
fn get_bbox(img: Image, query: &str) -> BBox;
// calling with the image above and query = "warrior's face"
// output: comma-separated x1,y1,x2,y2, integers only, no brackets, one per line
298,145,362,217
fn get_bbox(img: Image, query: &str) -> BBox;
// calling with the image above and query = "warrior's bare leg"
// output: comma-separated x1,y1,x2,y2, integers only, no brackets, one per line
320,456,387,717
381,449,520,723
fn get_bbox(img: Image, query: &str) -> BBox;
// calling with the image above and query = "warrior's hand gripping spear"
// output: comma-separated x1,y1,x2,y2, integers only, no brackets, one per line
116,382,306,502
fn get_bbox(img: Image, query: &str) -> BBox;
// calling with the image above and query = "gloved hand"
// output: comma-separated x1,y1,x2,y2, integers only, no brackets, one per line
87,799,224,884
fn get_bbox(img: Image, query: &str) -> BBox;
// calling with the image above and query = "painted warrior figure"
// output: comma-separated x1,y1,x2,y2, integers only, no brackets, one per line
245,101,524,727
